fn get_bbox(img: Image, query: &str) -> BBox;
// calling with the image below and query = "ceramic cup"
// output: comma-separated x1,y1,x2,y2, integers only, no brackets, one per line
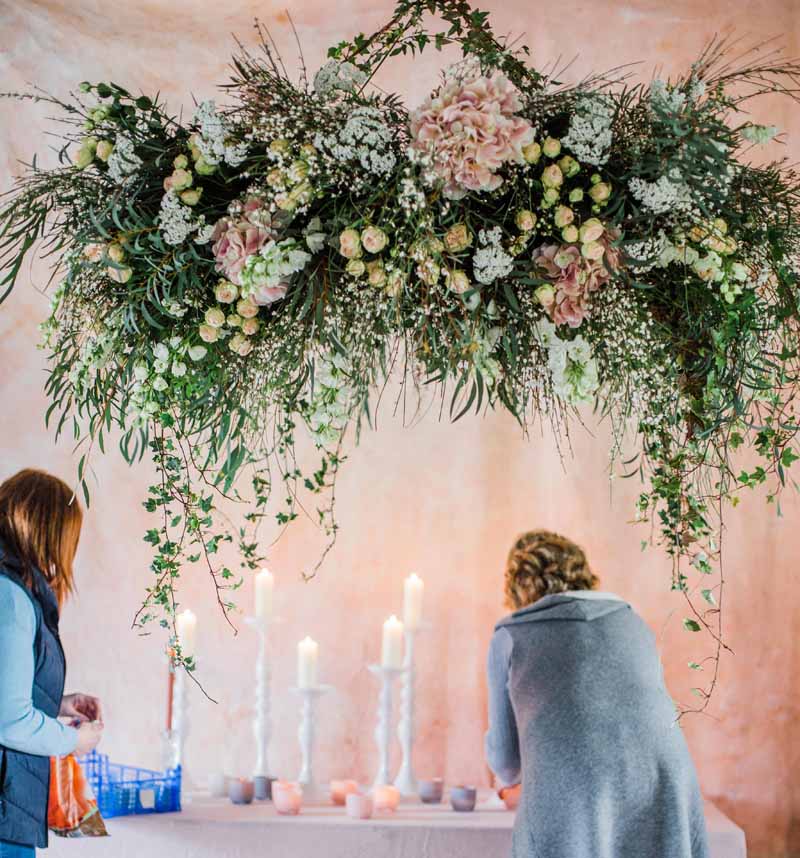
373,784,400,812
254,775,275,801
228,778,255,805
330,779,359,806
450,785,477,812
419,778,444,804
346,792,374,820
273,781,302,815
208,773,229,798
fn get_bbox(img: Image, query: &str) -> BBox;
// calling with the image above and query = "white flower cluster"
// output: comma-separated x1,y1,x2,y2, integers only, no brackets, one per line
561,93,614,166
129,336,207,424
306,352,354,447
313,107,396,176
471,326,503,386
741,124,779,145
312,60,367,98
650,77,707,115
106,134,142,184
66,314,123,397
537,320,599,405
472,227,514,285
628,169,694,215
239,238,312,299
158,190,200,246
193,100,248,168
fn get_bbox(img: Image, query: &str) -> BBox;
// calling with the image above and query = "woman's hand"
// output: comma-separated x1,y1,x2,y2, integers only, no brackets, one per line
74,720,104,757
499,783,522,811
61,693,103,724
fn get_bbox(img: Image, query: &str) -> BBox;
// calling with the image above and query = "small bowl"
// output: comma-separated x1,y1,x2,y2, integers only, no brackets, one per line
450,785,477,812
273,781,302,815
254,775,275,801
373,784,400,812
330,779,359,806
228,778,254,805
346,792,374,819
419,778,444,804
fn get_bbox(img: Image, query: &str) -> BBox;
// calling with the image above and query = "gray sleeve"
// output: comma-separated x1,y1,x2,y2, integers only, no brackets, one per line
484,626,521,787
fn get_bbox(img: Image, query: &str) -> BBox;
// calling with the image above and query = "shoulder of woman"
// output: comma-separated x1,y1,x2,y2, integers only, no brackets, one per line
0,575,37,631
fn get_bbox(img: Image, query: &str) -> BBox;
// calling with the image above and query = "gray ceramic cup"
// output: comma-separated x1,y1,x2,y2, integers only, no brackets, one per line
253,776,274,801
419,778,444,804
229,778,255,805
450,785,477,812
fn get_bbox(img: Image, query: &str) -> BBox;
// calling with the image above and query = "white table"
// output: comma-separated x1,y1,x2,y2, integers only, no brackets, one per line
47,794,746,858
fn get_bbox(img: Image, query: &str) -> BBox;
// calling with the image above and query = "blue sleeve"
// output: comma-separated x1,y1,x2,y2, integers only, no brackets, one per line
484,626,522,787
0,578,78,756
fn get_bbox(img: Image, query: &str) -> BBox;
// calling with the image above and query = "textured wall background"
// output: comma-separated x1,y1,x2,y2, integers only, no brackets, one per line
1,2,800,856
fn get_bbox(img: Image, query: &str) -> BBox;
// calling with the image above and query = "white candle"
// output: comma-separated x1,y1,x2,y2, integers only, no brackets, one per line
255,568,274,622
403,573,424,632
381,615,404,669
176,609,197,659
297,637,319,689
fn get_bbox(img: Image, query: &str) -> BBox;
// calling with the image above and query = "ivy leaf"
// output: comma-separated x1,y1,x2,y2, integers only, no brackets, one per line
683,619,702,632
700,589,716,606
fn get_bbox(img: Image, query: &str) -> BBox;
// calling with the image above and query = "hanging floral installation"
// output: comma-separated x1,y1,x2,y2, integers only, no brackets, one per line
2,1,800,700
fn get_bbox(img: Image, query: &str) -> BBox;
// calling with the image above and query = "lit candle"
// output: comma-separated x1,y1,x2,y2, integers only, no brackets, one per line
297,637,319,689
176,609,197,659
255,568,274,622
381,615,404,669
403,573,424,631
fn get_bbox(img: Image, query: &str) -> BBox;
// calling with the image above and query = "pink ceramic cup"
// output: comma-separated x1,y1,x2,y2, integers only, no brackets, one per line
330,779,359,806
273,781,302,815
346,792,374,820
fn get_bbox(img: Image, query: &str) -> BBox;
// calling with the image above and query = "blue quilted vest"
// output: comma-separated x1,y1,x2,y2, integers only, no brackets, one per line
0,541,66,849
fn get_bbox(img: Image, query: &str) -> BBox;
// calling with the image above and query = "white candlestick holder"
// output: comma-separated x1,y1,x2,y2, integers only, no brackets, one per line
291,684,332,801
167,664,191,792
245,616,277,778
369,664,404,789
394,627,420,797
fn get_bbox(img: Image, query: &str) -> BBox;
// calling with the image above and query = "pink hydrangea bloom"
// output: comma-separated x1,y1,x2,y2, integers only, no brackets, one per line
409,73,534,200
533,232,620,328
211,198,275,286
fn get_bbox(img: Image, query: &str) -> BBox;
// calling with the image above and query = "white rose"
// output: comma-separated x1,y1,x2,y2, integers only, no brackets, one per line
172,361,187,377
215,279,238,304
188,345,207,361
152,376,168,392
153,343,170,361
169,336,182,349
133,363,148,382
236,298,259,319
198,324,220,343
205,307,226,328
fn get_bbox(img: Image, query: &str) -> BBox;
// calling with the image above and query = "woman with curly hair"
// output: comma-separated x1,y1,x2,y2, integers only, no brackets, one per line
485,530,708,858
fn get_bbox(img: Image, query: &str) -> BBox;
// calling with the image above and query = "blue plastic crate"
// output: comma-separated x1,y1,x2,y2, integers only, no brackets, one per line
77,751,181,818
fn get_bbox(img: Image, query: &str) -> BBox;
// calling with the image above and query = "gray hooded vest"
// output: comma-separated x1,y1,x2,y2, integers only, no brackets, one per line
496,594,709,858
0,541,66,849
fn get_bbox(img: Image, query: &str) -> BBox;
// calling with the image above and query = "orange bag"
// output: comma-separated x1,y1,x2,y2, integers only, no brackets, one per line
48,754,109,837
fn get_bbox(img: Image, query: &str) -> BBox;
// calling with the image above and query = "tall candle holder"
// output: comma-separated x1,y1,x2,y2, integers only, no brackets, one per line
394,627,420,796
291,684,332,802
369,664,404,789
245,617,275,779
164,664,191,792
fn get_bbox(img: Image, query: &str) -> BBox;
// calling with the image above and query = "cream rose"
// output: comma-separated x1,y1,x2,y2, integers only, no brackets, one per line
236,298,259,319
515,210,537,232
339,228,362,259
214,280,238,304
204,307,226,328
198,324,219,343
444,224,472,253
361,226,389,254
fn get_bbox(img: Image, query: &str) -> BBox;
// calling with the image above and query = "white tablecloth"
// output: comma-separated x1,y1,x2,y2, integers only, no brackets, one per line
47,794,746,858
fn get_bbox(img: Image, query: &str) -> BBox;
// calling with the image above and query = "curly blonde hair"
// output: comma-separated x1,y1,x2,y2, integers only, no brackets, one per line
504,530,599,611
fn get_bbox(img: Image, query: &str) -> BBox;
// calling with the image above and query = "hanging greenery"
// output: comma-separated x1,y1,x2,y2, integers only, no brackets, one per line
2,1,799,700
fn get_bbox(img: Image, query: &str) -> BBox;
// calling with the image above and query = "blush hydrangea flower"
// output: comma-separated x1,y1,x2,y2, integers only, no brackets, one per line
532,230,620,328
409,72,534,200
211,198,275,285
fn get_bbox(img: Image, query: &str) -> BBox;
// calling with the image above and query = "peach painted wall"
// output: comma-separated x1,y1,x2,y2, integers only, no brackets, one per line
2,1,800,856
